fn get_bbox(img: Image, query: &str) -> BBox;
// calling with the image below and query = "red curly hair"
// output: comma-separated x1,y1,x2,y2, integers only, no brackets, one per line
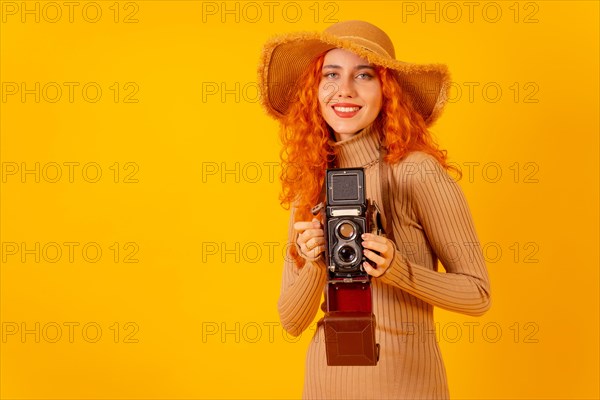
279,52,457,224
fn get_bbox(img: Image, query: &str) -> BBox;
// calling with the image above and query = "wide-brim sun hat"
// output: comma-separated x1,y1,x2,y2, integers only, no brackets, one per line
258,20,451,127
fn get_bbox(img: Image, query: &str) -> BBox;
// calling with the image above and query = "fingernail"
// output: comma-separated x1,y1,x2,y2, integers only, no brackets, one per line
362,234,367,239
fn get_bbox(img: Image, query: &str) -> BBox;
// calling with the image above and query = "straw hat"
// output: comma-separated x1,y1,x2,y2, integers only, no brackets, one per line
257,20,451,126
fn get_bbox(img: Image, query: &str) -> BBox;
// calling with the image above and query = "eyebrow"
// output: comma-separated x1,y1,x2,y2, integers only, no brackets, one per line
322,64,376,70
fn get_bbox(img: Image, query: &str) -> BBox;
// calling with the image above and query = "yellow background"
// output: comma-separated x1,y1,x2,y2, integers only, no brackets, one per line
1,1,598,399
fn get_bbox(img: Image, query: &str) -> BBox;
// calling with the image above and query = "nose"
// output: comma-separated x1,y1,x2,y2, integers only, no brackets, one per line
336,76,356,98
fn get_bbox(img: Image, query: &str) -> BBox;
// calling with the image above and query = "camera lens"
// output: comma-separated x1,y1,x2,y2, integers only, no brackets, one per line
338,222,355,240
338,245,357,263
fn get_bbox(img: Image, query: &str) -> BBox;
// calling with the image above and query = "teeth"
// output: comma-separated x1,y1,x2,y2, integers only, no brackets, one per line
334,106,360,112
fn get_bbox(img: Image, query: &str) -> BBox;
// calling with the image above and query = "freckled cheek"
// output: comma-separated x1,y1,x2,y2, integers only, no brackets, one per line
375,97,383,114
317,94,328,114
319,87,330,106
317,87,325,105
371,91,383,115
318,92,334,115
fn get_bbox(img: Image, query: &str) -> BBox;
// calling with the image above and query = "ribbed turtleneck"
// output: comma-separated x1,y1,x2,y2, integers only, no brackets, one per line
332,124,381,168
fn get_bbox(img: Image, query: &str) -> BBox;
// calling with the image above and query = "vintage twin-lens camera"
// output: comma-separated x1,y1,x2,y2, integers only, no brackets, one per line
324,168,372,280
318,167,380,366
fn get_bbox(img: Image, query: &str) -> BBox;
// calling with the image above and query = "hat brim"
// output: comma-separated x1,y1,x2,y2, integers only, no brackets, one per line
258,31,451,127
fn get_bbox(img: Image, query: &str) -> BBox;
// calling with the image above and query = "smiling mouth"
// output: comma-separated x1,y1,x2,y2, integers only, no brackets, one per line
332,105,362,118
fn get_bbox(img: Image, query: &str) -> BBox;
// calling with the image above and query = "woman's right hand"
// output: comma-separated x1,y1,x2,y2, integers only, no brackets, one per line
294,218,325,261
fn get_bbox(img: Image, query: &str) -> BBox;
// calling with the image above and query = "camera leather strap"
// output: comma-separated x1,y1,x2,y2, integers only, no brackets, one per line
378,147,396,244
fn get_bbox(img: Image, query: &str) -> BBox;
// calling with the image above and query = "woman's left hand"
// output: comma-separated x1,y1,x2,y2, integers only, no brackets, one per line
361,233,395,277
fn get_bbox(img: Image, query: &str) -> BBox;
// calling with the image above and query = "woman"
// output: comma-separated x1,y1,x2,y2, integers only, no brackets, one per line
258,20,491,399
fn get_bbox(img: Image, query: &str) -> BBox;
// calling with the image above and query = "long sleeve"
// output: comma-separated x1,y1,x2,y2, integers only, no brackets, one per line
277,209,328,336
378,153,492,316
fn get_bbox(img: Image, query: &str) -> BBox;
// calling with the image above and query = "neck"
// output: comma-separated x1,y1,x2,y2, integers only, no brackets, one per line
332,124,381,168
334,131,357,142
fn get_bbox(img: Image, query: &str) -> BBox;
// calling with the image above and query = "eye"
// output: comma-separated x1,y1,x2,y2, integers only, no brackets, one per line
356,72,374,80
323,72,338,79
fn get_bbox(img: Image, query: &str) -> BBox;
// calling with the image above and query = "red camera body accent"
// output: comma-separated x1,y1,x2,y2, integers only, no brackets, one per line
327,281,372,313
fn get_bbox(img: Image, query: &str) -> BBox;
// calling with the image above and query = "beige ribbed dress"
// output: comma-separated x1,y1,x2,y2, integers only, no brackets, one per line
278,125,491,399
